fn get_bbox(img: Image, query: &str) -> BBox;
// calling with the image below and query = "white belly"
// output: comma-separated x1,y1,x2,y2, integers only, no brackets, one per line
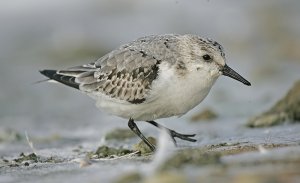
94,66,217,121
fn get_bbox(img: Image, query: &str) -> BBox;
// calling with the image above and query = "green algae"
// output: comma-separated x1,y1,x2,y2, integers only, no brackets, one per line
160,148,221,171
88,145,133,159
133,137,156,155
14,153,38,163
0,128,22,142
190,108,218,122
144,172,188,183
105,128,136,140
248,80,300,127
113,172,143,183
0,152,63,167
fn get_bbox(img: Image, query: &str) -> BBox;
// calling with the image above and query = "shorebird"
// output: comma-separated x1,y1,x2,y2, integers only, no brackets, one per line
40,34,251,151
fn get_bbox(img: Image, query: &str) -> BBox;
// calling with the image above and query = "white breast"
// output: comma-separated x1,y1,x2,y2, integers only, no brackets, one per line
94,62,217,121
142,63,217,118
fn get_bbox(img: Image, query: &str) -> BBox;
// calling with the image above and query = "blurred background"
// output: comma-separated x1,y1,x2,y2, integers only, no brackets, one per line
0,0,300,182
1,0,300,150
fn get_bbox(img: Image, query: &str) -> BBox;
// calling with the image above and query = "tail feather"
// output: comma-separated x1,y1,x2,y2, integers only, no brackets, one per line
39,70,79,89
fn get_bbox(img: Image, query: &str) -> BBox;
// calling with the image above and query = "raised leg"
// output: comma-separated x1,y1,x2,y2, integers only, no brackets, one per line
146,120,197,145
128,118,156,151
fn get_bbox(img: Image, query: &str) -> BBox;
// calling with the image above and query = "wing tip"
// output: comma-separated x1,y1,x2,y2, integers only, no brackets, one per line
39,69,57,79
39,69,79,90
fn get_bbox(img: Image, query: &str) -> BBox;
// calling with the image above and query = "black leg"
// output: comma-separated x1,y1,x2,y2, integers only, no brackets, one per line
128,118,156,151
146,120,197,145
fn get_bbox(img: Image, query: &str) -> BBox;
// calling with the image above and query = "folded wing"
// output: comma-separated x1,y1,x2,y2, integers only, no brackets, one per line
40,48,161,104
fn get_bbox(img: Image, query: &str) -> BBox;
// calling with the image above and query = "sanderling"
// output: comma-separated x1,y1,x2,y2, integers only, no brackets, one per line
40,34,251,151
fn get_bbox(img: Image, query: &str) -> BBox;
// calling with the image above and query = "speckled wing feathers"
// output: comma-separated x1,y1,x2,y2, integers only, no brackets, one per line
78,48,162,104
76,35,182,103
44,35,182,104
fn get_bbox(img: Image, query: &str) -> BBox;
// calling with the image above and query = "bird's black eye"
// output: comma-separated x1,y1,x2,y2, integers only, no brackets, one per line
202,54,212,61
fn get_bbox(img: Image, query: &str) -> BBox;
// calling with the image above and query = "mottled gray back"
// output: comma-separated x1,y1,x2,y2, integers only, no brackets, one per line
74,34,182,104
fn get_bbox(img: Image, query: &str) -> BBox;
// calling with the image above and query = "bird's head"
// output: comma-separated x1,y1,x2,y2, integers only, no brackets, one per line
181,35,251,86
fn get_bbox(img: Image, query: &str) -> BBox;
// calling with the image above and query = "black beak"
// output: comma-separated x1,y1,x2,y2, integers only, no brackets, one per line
221,64,251,86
